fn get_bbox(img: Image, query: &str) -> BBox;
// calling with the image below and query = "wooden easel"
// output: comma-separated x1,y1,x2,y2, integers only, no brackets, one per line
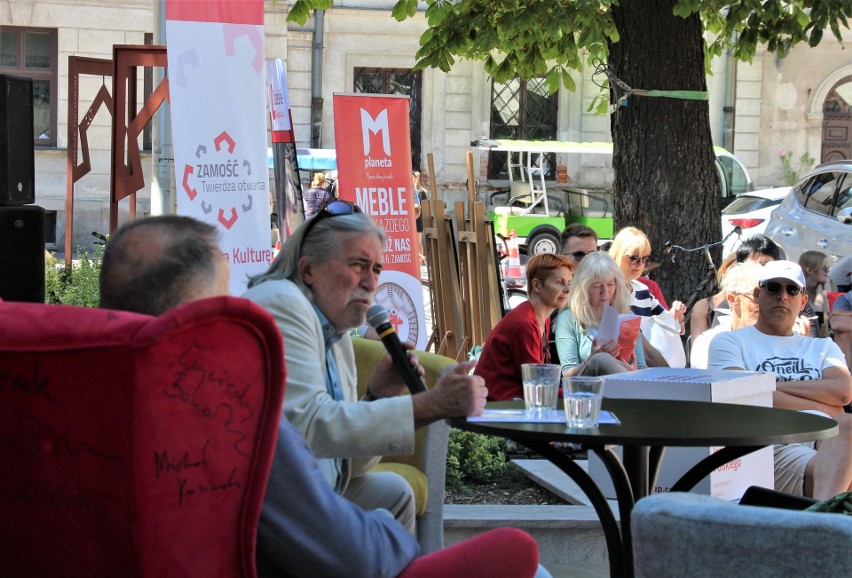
422,152,503,359
422,154,467,360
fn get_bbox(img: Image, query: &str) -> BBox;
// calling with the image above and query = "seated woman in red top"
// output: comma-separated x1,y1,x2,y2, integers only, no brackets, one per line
475,253,574,401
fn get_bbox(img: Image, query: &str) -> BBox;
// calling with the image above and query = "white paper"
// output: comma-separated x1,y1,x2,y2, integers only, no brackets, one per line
468,409,620,425
596,304,620,344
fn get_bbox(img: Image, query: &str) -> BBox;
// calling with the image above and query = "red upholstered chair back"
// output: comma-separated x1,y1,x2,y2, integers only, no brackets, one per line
0,297,285,578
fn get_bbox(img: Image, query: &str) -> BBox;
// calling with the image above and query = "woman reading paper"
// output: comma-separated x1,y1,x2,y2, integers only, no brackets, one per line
555,252,646,376
475,254,574,401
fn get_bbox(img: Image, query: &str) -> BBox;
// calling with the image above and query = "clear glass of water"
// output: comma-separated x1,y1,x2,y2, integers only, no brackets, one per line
521,364,561,419
563,376,605,428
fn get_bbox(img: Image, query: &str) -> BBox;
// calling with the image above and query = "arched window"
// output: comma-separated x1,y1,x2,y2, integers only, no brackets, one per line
822,76,852,163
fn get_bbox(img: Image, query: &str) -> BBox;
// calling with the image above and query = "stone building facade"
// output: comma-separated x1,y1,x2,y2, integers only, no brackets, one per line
1,0,849,254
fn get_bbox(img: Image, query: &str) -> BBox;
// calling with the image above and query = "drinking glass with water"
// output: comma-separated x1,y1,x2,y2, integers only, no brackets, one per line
521,364,561,419
563,376,605,428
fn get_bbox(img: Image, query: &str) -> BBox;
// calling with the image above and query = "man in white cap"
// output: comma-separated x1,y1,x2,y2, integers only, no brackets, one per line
708,260,852,499
689,261,762,369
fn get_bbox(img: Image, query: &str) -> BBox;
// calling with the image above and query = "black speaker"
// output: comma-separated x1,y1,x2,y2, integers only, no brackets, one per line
0,74,35,206
0,205,44,302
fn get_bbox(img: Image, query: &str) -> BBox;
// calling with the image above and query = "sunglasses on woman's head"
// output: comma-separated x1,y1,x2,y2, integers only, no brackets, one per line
760,281,802,296
300,200,362,251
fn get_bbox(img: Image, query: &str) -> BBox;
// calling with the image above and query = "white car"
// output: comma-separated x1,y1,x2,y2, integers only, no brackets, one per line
721,187,789,257
765,160,852,264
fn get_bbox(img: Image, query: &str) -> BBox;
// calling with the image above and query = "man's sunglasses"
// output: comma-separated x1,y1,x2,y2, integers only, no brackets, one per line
300,200,362,251
565,250,594,261
627,255,651,266
760,281,802,297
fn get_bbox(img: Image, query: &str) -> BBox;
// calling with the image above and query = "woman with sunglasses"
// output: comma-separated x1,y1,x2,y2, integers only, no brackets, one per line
608,227,685,320
608,227,687,366
800,250,831,336
475,253,574,401
554,252,646,376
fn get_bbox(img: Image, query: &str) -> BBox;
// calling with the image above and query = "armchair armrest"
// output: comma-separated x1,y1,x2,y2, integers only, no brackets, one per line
352,338,456,554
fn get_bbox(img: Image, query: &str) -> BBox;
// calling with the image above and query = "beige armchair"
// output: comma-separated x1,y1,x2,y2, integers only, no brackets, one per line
352,338,456,554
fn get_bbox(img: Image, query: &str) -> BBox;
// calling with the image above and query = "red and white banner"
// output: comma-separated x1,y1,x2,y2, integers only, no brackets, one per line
266,59,304,241
334,94,426,349
267,59,294,145
166,0,271,295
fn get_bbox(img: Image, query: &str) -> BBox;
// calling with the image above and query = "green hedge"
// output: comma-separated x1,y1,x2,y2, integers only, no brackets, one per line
44,246,103,307
445,428,513,491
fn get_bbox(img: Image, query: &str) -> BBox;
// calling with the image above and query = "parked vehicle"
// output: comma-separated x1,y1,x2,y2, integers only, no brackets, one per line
720,186,788,257
764,160,852,264
476,139,753,254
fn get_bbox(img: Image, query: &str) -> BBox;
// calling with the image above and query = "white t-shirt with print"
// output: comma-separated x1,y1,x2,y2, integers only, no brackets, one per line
707,325,846,379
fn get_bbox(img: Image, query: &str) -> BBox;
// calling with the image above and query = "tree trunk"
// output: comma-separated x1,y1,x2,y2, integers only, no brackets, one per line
609,0,721,308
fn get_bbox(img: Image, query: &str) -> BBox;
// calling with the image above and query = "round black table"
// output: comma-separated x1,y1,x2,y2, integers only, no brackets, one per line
448,398,838,578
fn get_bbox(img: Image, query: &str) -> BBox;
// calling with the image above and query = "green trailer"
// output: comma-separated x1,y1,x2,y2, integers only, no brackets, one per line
477,139,752,254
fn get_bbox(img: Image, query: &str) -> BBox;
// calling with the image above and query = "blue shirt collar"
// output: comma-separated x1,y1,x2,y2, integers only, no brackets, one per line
312,305,344,351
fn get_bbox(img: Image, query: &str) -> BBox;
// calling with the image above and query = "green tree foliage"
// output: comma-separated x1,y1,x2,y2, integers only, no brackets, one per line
288,1,849,94
777,149,817,185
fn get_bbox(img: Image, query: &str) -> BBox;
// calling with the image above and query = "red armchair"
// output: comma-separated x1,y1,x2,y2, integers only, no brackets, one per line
0,297,285,577
0,296,541,578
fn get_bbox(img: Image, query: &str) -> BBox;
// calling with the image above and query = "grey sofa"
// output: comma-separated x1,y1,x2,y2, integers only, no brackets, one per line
632,492,852,578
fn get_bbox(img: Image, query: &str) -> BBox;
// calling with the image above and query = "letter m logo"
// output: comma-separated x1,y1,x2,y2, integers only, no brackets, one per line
360,108,391,156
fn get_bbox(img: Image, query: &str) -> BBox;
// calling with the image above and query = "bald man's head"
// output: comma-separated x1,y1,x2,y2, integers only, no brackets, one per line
99,215,229,315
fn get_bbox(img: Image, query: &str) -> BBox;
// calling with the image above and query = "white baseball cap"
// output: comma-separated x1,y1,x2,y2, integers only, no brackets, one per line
758,260,806,288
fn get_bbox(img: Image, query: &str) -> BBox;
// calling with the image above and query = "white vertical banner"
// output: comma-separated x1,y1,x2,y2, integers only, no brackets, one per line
166,0,271,295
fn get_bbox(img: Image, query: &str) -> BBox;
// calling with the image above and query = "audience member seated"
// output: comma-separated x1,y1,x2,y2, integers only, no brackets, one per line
608,226,685,366
476,253,574,401
689,252,737,340
689,261,761,369
560,223,598,265
97,215,549,578
99,215,230,314
800,250,831,336
830,254,852,292
828,289,852,374
690,235,780,341
242,201,486,533
708,260,852,499
555,252,646,376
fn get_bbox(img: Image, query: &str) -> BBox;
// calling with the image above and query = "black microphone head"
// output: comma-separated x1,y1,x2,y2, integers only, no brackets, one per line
366,304,390,329
733,225,742,235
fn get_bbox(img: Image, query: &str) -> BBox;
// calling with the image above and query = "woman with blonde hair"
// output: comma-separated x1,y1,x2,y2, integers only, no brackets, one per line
800,250,831,335
476,253,574,401
608,226,686,366
303,172,330,219
608,227,685,318
555,252,646,376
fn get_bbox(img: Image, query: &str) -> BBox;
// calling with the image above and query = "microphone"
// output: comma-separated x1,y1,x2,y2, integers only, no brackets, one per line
733,225,742,237
366,305,427,395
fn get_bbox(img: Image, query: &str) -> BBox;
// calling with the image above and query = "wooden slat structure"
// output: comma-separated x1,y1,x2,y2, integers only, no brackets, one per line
421,152,503,359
